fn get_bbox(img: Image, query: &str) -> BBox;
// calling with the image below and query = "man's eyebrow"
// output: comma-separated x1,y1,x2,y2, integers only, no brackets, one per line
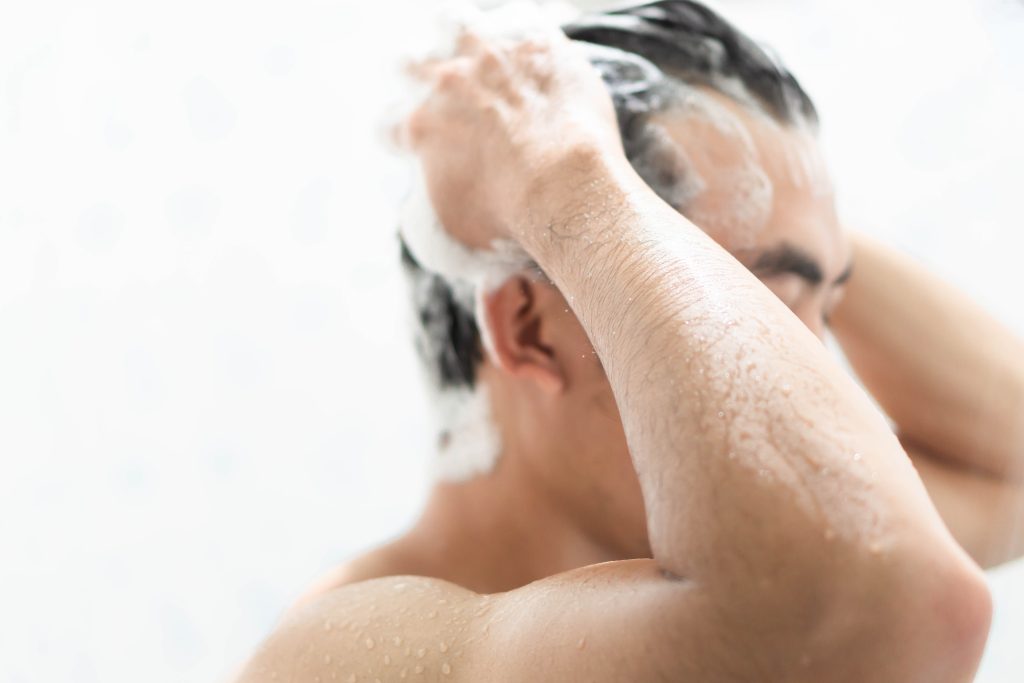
751,243,824,285
747,243,854,288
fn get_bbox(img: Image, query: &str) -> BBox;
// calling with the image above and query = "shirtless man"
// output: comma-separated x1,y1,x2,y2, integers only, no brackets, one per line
238,3,1020,681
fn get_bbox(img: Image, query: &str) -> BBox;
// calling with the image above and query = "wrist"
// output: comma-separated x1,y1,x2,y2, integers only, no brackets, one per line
511,144,645,257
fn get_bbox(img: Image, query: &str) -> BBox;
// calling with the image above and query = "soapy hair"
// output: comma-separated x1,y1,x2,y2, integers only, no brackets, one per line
401,0,817,392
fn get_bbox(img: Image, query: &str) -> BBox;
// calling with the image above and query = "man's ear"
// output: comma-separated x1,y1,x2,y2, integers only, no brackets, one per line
481,275,566,395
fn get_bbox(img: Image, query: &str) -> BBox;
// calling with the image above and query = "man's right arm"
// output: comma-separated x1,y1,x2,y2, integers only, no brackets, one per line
236,30,991,683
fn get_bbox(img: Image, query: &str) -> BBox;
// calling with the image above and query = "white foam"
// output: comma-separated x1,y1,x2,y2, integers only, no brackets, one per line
428,384,503,482
398,0,574,309
399,1,577,482
666,87,776,246
399,171,532,314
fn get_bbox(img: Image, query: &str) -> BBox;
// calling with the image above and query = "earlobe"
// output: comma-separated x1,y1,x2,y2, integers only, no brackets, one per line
482,276,566,395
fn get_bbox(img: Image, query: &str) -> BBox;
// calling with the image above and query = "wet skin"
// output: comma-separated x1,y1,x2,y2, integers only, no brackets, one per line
237,27,1008,683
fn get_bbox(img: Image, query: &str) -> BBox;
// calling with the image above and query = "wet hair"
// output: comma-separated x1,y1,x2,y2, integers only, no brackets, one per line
401,239,482,388
401,0,817,391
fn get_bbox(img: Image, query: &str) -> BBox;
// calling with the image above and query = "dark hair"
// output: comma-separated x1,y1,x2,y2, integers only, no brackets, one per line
401,0,817,391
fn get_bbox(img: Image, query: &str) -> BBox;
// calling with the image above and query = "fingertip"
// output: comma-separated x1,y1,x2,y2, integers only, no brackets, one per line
455,26,486,55
387,120,409,152
403,57,441,81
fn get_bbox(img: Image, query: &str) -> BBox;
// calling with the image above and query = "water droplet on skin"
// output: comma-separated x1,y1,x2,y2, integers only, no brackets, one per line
365,638,375,649
852,452,862,462
442,662,452,675
439,642,449,653
427,611,437,619
717,410,725,419
870,542,883,555
781,383,792,396
324,655,332,664
757,468,769,478
384,654,391,665
400,669,408,679
414,664,424,674
727,451,737,460
324,620,333,631
824,528,836,541
820,466,830,476
577,637,587,650
346,674,356,683
416,648,426,659
393,636,402,647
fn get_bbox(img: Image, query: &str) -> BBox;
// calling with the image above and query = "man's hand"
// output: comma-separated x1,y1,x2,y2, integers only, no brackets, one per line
404,28,623,250
831,232,1024,568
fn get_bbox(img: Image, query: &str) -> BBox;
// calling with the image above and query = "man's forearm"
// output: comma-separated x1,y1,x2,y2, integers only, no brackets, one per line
399,27,992,678
518,150,978,612
832,233,1024,479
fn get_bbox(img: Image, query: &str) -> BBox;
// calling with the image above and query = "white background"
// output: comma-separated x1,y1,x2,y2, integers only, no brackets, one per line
1,0,1022,681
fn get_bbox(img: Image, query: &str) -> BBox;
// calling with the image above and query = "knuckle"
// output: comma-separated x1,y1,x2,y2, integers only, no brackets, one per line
435,62,470,91
515,38,545,54
406,108,431,143
456,28,483,53
478,47,503,70
531,52,555,76
480,99,503,118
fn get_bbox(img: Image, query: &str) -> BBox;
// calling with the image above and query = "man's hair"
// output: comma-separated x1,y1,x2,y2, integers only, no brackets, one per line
401,0,816,392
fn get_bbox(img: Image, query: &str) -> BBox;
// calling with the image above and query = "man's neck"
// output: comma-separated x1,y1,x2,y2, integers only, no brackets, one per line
405,455,619,594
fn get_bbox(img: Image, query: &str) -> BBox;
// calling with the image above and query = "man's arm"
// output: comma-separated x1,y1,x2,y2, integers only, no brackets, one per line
237,31,991,683
831,232,1024,567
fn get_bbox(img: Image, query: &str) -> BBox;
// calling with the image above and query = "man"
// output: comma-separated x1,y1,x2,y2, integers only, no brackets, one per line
239,2,1018,680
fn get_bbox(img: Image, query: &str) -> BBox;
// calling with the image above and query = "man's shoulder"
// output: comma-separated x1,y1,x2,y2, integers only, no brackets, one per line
294,539,428,609
239,571,489,683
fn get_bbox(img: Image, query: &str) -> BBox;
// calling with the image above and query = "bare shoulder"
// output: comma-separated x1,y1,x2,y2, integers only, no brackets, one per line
235,559,707,683
238,573,494,682
296,540,430,608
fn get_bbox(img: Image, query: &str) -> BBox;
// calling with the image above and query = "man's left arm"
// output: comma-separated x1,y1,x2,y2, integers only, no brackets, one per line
831,232,1024,568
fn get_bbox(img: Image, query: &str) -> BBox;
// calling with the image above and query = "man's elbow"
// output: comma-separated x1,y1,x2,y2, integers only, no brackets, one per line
860,550,992,682
925,558,992,679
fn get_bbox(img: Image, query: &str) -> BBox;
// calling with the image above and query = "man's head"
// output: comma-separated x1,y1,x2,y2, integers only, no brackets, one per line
402,0,851,556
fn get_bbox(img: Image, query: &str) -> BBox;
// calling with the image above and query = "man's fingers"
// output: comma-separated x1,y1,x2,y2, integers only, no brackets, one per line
404,57,445,80
401,100,435,151
455,27,486,56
